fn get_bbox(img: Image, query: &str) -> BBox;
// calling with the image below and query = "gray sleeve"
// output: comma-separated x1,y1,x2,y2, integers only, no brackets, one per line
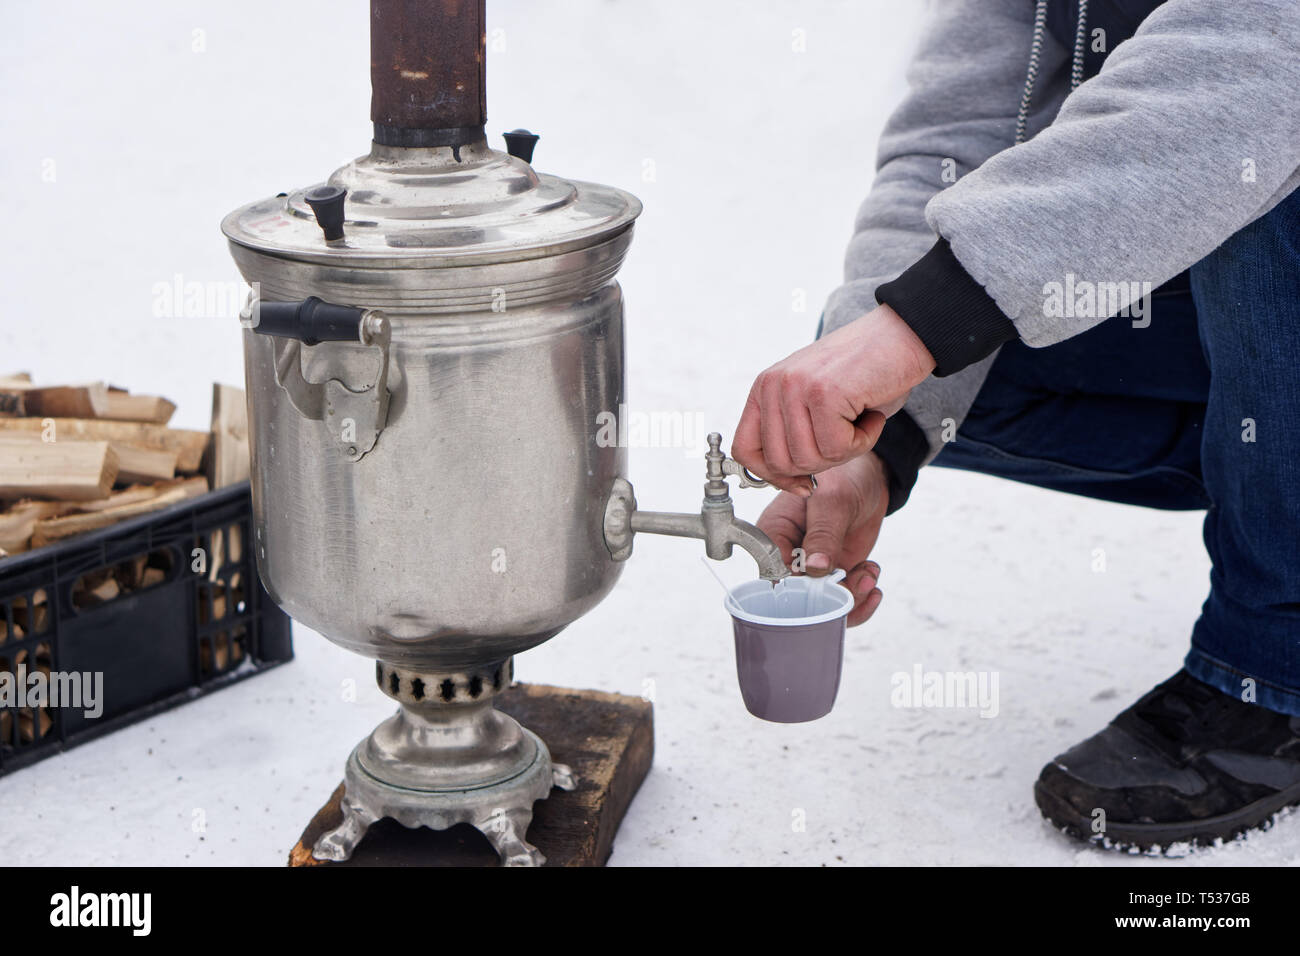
928,0,1300,348
822,0,1066,466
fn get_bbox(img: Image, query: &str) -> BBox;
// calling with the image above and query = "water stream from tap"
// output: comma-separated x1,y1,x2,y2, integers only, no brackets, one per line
772,576,797,615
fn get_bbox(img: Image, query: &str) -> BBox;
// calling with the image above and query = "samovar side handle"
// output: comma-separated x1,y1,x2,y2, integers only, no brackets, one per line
240,294,392,463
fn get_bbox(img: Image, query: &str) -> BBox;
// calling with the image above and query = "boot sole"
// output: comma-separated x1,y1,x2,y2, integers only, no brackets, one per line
1033,777,1300,852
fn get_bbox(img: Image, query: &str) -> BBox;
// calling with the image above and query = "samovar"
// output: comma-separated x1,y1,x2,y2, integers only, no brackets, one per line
222,0,787,866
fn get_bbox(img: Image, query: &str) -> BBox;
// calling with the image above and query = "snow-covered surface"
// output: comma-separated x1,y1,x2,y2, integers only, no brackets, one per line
2,0,1296,867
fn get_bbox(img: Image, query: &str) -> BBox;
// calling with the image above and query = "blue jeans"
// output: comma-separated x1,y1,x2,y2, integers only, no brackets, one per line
932,186,1300,716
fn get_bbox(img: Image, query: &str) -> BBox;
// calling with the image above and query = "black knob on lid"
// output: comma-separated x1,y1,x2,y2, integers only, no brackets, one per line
503,129,540,164
304,185,348,241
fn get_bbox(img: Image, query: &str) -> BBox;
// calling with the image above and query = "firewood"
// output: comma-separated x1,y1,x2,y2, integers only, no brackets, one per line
73,483,165,513
17,707,53,743
29,476,208,548
209,384,250,488
0,500,73,553
0,439,119,501
0,432,178,486
0,383,111,418
10,589,49,634
89,576,119,604
103,387,177,425
0,382,177,425
0,373,32,414
114,553,149,591
213,633,230,669
207,527,225,581
108,442,178,483
71,571,119,609
0,418,209,472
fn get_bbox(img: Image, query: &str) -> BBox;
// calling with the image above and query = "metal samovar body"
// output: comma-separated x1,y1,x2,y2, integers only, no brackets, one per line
222,0,787,866
227,141,637,671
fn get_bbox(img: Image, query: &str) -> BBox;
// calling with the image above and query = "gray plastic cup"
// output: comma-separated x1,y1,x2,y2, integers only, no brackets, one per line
725,570,853,723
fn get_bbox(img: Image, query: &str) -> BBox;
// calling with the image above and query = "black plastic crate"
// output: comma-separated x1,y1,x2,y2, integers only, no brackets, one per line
0,481,292,776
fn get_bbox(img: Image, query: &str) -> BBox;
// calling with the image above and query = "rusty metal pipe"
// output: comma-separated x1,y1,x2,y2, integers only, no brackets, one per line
371,0,486,147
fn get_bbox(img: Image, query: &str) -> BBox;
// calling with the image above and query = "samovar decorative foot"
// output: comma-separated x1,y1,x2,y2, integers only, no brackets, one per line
312,659,577,867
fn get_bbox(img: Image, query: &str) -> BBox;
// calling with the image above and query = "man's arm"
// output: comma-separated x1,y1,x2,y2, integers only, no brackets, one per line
826,0,1300,511
899,0,1300,362
822,0,1066,512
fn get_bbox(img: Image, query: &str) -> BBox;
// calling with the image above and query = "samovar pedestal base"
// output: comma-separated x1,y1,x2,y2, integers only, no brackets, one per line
315,732,573,866
311,658,575,867
291,682,654,867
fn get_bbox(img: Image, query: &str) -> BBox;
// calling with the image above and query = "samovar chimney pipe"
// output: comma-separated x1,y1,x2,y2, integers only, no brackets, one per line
370,0,487,148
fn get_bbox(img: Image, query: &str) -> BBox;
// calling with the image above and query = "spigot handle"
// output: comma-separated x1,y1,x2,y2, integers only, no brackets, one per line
721,458,770,489
705,432,770,490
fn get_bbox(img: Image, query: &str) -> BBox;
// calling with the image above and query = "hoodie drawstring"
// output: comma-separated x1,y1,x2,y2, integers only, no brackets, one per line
1015,0,1089,145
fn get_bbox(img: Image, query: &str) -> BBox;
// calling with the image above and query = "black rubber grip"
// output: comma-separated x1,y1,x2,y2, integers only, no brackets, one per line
251,297,366,345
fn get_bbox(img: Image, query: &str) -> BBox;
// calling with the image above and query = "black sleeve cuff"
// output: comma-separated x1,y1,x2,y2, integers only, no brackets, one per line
875,238,1018,377
872,409,930,515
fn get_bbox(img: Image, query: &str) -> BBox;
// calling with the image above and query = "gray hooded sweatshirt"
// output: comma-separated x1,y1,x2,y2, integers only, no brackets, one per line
821,0,1300,511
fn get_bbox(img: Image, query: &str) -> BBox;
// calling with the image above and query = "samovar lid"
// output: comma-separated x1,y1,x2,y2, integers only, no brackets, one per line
221,138,640,269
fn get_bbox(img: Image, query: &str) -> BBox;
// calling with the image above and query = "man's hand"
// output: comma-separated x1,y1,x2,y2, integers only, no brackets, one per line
757,453,890,627
733,304,934,495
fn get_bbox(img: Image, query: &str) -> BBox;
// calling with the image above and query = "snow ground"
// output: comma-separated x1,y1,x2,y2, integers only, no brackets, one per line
1,0,1296,867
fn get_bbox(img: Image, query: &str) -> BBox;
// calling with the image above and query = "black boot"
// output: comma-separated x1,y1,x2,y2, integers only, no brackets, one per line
1034,670,1300,850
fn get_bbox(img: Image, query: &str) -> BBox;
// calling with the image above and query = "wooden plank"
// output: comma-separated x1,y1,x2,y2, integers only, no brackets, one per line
0,432,179,484
108,442,178,483
29,476,208,548
72,482,171,514
0,439,118,501
0,383,110,419
0,500,72,554
289,682,654,867
0,418,209,473
102,387,177,425
208,384,250,488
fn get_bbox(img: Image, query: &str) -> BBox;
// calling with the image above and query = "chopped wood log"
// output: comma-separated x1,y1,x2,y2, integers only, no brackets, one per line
29,476,208,548
0,482,203,555
102,387,176,425
0,418,209,473
107,442,178,483
0,382,176,425
0,432,178,485
208,384,250,488
0,383,111,419
115,553,149,591
10,589,49,634
0,500,73,554
72,482,167,514
0,373,32,415
80,575,120,606
0,439,119,501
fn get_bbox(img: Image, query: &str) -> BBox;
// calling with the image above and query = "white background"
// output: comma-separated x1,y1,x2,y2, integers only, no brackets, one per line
1,0,1293,866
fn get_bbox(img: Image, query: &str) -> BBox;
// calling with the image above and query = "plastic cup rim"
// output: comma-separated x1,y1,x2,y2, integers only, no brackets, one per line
724,577,854,628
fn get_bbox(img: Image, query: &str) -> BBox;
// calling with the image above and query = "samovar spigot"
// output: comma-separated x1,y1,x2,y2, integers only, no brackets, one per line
603,432,791,582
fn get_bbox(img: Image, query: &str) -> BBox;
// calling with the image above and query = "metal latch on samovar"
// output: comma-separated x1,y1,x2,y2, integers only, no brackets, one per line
240,293,392,462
